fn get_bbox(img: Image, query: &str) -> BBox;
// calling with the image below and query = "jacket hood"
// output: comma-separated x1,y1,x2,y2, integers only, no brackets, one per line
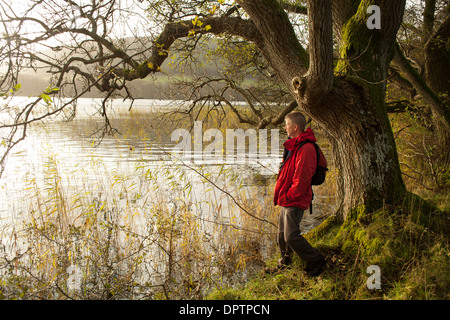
284,127,317,151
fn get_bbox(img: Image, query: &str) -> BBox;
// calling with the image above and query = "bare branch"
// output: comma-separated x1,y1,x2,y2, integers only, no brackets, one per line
393,41,450,129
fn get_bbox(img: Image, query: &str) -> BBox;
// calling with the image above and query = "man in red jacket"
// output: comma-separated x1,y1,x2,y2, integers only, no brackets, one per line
273,111,325,276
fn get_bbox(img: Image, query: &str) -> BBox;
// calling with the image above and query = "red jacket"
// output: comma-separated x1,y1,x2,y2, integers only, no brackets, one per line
274,127,326,209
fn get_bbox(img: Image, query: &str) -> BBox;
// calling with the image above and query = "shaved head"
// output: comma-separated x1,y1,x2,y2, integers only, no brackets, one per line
285,111,306,132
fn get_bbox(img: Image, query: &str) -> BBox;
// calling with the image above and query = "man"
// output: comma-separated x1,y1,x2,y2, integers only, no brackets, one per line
273,111,326,276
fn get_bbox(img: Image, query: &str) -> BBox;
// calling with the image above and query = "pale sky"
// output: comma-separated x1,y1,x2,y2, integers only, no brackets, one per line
0,0,151,50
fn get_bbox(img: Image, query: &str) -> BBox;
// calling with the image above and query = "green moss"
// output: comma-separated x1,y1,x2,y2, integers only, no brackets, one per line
304,215,339,243
206,287,244,300
337,0,382,73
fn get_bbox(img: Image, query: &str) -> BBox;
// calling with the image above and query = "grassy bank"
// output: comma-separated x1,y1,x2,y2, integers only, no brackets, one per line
207,193,449,300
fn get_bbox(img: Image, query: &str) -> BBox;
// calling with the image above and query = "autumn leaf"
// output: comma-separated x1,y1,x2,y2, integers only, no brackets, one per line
39,93,52,105
192,16,198,27
209,5,218,15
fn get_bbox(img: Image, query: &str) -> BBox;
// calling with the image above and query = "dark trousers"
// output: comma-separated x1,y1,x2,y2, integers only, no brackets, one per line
278,206,323,264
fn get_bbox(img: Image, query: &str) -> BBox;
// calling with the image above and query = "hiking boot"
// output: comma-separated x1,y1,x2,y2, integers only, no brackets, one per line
305,258,326,277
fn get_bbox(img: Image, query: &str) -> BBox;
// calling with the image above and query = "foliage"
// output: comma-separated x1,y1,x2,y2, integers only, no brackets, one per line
391,105,450,192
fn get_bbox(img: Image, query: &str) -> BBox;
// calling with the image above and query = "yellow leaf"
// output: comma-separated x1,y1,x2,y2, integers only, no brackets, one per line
209,5,218,15
204,25,211,31
188,29,196,36
147,62,154,69
39,93,52,105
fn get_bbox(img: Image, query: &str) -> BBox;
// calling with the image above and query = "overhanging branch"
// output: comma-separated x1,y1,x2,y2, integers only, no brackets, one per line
113,15,261,82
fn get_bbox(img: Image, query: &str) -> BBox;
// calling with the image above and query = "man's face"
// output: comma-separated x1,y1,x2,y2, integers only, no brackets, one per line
285,118,299,138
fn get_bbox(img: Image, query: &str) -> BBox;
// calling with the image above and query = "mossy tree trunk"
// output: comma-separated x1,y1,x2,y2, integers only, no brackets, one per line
327,0,407,217
308,78,405,218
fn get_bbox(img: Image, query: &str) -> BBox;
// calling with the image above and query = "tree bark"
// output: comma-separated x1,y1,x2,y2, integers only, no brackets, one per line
423,0,436,41
302,0,334,103
424,11,450,95
310,79,405,216
236,0,309,88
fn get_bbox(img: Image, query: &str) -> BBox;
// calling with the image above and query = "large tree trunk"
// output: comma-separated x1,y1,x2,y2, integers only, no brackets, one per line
239,0,407,219
300,0,406,217
319,0,406,218
308,79,405,217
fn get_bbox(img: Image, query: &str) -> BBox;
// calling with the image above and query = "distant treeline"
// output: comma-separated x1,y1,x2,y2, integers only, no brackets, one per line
17,73,182,100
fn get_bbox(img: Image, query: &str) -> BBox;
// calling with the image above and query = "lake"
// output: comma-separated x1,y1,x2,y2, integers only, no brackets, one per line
0,97,335,299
